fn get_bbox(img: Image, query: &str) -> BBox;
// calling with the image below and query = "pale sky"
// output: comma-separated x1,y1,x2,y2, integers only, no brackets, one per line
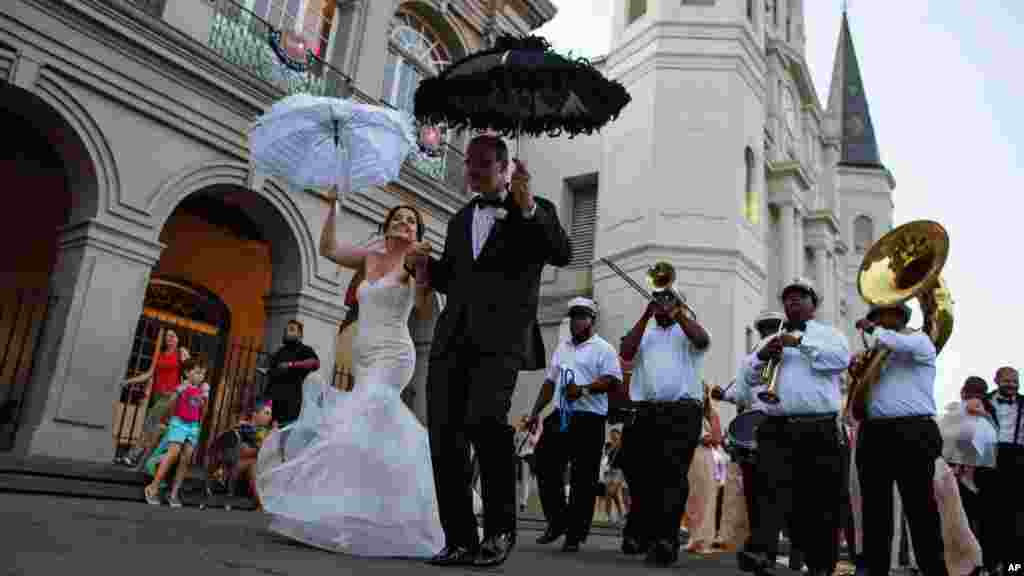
537,1,1024,407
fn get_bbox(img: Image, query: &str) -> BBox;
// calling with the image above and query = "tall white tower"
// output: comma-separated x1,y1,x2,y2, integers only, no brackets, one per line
595,0,769,390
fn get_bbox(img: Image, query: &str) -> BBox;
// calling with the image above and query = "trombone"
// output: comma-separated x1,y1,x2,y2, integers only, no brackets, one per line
600,258,697,320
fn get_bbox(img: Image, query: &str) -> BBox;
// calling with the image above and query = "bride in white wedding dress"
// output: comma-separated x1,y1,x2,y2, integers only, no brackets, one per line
255,190,442,558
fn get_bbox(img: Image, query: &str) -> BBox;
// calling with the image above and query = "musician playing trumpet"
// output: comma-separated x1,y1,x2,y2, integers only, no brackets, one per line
737,278,850,576
853,302,949,576
617,279,710,567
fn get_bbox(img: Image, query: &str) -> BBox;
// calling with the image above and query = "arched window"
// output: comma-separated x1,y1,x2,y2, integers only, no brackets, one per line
854,215,874,253
382,9,456,183
383,11,451,113
743,147,759,225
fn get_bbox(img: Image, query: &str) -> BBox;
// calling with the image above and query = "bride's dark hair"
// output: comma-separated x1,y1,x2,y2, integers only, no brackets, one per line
379,204,425,242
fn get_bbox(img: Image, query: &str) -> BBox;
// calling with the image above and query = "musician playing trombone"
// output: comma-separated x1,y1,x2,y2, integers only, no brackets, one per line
853,302,949,576
616,276,711,567
737,278,850,576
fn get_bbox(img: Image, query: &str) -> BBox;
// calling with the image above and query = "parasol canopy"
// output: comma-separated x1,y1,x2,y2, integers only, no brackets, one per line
413,34,631,139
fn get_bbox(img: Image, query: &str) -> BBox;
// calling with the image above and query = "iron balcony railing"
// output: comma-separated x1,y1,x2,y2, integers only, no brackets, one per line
200,0,466,194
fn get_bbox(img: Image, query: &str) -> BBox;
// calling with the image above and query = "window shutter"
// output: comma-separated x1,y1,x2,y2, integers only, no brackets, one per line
569,189,597,269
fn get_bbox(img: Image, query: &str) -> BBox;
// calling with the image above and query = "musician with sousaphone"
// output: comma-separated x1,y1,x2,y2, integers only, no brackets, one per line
845,220,954,576
737,277,851,576
610,259,711,567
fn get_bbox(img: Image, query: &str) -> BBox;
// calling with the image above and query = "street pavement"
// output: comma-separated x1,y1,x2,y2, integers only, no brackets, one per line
5,492,759,576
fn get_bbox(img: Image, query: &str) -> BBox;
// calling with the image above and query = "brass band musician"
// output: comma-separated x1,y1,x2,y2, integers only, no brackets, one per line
737,278,850,576
852,303,948,576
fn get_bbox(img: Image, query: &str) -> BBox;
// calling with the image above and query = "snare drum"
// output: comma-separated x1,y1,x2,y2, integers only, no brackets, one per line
726,410,767,464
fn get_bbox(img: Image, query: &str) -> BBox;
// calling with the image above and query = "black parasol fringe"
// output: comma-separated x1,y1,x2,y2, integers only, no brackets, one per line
413,34,631,139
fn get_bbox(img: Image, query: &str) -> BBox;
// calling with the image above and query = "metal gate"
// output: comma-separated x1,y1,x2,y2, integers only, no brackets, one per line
0,288,57,451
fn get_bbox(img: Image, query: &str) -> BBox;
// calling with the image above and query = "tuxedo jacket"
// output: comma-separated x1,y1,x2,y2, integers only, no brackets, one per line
985,391,1024,443
427,194,571,370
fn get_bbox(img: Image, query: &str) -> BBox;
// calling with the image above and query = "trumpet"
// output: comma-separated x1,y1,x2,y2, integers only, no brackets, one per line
600,258,697,320
756,323,787,404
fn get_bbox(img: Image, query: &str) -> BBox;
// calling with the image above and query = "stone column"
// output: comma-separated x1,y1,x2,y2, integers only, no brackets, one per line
14,220,164,462
346,0,393,101
778,203,795,286
813,246,828,322
264,292,346,388
794,209,805,279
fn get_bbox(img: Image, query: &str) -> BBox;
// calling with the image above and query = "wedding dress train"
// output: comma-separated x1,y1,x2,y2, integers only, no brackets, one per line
255,276,444,558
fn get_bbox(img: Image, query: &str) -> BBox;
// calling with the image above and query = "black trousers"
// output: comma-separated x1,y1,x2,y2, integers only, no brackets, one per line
534,410,607,542
620,401,703,548
427,346,522,549
980,444,1024,571
749,415,843,572
857,417,948,576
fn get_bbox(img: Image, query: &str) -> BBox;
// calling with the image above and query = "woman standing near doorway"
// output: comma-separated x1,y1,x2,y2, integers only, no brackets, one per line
121,327,189,467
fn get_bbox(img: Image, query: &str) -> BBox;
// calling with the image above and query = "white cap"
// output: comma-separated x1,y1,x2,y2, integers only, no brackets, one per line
780,277,819,306
753,310,785,328
567,297,598,317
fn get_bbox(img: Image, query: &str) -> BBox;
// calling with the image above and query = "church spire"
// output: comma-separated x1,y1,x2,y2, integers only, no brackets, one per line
827,11,883,169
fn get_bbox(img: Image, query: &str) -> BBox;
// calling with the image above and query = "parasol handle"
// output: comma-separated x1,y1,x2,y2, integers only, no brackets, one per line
333,119,340,148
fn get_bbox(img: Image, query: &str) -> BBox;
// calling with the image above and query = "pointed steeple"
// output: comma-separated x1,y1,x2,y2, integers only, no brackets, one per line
827,11,883,169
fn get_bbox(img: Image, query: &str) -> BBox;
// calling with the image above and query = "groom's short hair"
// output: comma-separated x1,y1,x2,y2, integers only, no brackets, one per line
469,134,508,164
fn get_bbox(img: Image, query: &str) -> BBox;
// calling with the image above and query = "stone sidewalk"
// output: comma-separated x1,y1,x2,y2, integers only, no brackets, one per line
6,492,766,576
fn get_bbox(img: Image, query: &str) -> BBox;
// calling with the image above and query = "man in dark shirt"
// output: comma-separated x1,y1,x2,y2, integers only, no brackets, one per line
266,320,320,427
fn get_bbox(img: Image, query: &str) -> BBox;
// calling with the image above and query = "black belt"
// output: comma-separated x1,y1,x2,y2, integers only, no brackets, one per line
863,415,934,423
767,412,837,424
628,398,702,410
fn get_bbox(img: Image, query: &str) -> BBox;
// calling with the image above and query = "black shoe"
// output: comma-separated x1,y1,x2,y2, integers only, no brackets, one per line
536,527,564,545
738,550,774,573
427,545,477,566
621,535,647,555
475,532,516,567
561,539,580,552
644,539,678,567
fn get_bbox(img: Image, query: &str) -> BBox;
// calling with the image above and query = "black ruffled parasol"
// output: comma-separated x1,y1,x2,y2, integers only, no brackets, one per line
414,35,631,139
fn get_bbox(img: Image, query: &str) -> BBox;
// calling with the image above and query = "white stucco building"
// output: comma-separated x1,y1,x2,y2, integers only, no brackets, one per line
0,0,891,466
511,0,895,425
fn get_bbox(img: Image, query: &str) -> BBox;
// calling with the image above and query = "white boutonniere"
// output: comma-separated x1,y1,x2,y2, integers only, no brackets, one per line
494,208,508,220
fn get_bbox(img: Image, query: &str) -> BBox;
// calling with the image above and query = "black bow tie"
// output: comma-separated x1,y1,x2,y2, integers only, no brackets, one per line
473,195,504,209
784,320,807,332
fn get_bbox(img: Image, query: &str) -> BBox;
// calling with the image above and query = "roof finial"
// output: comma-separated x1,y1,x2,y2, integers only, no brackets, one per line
842,0,849,14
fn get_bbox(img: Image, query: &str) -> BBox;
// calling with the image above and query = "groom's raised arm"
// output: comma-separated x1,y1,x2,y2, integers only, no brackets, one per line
519,197,571,267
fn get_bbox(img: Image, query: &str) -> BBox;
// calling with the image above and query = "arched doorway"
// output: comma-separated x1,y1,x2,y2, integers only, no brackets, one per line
0,84,99,450
119,181,307,466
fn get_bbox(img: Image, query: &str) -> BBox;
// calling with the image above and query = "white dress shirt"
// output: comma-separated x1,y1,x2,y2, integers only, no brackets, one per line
630,321,707,403
471,192,536,260
726,351,770,413
745,319,850,416
545,333,622,416
993,396,1023,445
866,328,938,418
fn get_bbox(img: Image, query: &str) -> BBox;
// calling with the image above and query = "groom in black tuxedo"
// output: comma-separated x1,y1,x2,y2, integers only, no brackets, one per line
407,134,571,566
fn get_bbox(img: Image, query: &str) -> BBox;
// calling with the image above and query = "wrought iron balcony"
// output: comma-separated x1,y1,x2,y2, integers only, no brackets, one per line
128,0,465,194
206,0,349,98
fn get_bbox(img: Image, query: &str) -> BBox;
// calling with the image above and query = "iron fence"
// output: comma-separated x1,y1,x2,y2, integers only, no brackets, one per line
0,289,56,451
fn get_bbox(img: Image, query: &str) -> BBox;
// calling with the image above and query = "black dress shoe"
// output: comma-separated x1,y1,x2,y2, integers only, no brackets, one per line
620,535,647,555
475,532,516,567
427,545,476,566
644,539,678,567
738,550,774,573
536,527,564,545
561,539,580,552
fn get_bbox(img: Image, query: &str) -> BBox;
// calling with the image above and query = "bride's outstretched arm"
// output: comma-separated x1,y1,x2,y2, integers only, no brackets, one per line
320,186,373,270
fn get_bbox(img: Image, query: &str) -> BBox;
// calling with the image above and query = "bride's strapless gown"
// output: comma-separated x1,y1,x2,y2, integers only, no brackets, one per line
255,276,444,558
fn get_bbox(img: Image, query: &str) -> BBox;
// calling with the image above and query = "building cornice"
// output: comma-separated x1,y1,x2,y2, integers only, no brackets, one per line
837,164,897,189
766,159,812,191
